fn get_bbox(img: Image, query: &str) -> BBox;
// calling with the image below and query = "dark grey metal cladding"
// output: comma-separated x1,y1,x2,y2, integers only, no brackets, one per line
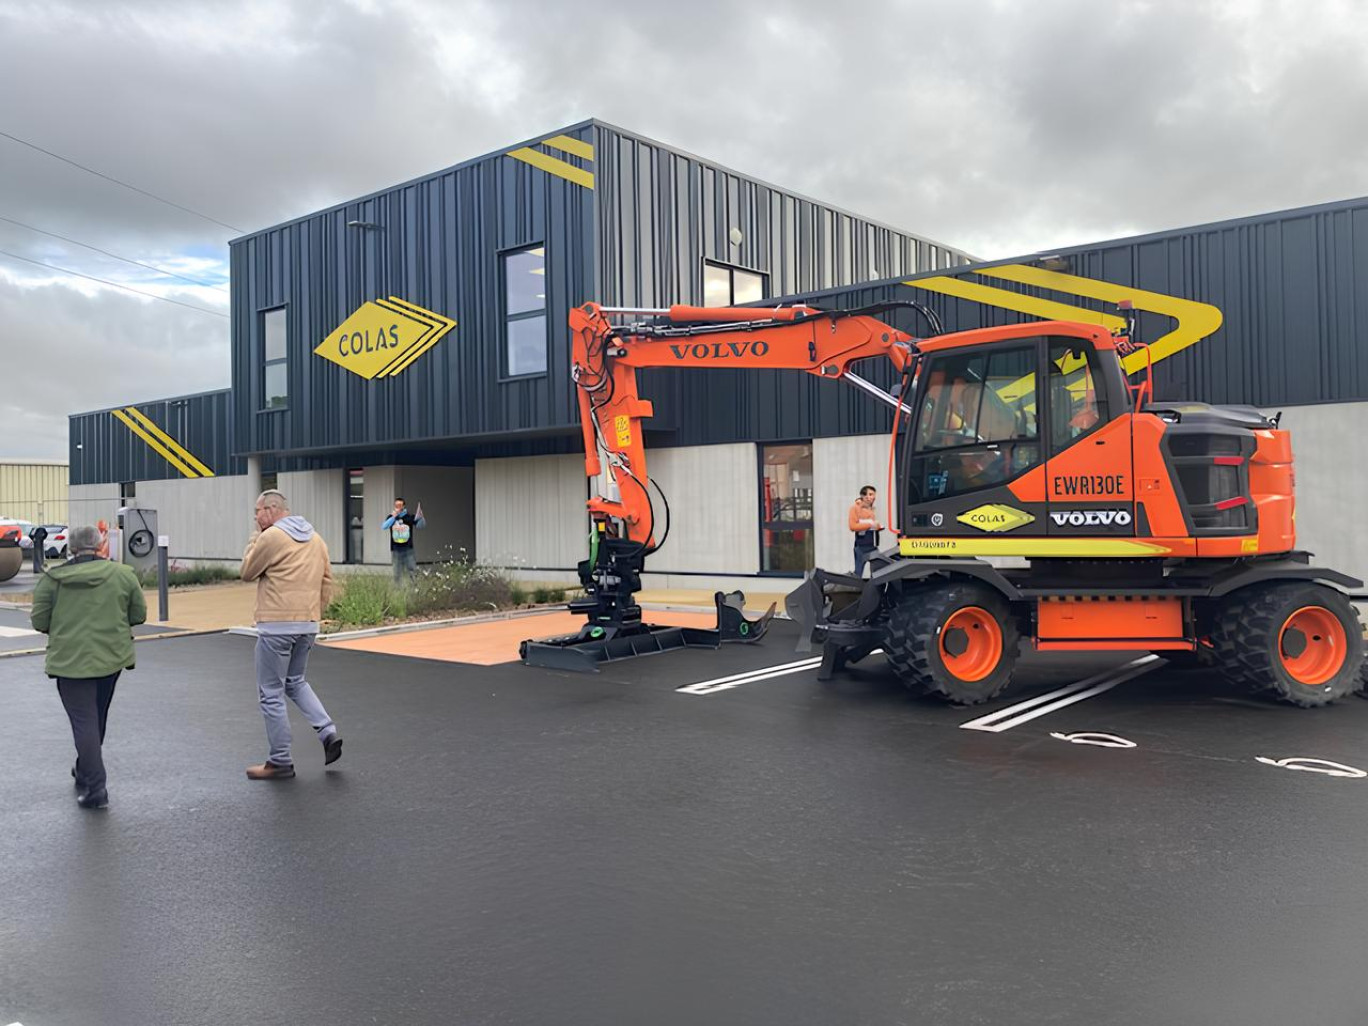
591,122,972,435
69,389,240,485
230,126,597,459
655,195,1368,447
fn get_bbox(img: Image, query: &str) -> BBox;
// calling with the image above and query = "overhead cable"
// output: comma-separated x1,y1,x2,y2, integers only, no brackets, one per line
0,248,230,320
0,129,244,234
0,214,229,291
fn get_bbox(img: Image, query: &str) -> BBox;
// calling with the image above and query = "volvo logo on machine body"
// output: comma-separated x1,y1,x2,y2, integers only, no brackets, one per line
668,340,772,361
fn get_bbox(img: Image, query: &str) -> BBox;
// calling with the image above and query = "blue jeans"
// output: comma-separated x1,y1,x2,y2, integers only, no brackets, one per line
854,547,876,577
391,548,417,582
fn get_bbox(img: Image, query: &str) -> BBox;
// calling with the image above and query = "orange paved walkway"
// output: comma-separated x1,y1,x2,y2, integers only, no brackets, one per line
324,608,718,665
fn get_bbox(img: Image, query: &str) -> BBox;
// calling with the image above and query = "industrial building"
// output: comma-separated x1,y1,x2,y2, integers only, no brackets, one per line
0,460,69,525
69,119,1368,588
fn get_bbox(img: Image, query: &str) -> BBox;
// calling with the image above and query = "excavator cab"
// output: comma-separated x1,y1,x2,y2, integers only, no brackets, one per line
899,325,1132,540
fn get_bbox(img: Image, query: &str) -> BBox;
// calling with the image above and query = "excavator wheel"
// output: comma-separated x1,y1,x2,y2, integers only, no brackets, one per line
883,581,1019,705
1209,582,1363,707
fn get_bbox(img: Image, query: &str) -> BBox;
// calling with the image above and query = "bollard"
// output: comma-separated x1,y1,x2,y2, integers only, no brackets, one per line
157,536,170,623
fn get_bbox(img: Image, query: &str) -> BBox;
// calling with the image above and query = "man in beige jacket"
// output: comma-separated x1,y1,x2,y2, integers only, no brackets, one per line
240,490,343,780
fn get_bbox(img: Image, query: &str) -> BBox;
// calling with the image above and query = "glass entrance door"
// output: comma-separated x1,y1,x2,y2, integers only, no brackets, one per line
760,443,814,573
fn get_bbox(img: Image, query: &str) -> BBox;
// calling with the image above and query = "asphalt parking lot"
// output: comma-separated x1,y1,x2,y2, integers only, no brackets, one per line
3,622,1367,1026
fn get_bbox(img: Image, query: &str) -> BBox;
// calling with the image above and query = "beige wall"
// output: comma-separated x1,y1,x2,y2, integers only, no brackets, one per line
813,434,889,574
278,469,345,560
0,462,69,523
67,483,121,533
645,443,760,575
133,475,259,561
475,453,587,571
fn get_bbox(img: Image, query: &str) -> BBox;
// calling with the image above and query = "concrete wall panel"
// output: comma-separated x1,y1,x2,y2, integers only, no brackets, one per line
475,454,586,572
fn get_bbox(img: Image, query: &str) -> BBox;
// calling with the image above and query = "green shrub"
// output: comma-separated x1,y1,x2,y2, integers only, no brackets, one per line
509,584,528,606
324,573,408,627
323,557,518,628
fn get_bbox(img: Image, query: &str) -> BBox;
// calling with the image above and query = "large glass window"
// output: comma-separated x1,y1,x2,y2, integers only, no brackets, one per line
760,443,814,573
504,245,546,376
703,260,767,307
1048,340,1108,448
908,343,1041,502
346,468,364,564
262,307,288,409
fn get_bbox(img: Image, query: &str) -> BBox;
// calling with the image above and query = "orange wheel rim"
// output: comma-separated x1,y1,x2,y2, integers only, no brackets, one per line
939,606,1003,682
1277,606,1347,685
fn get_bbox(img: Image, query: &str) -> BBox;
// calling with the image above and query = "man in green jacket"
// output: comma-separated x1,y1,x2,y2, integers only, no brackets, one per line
30,525,147,810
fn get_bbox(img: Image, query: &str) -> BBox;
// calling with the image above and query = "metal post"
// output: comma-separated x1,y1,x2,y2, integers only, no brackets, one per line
157,535,169,623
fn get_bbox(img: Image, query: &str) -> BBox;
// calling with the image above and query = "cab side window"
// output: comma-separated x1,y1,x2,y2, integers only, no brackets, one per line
1047,342,1108,449
908,343,1041,502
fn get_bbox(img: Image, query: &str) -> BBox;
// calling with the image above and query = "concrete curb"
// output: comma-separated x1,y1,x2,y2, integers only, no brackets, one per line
0,626,224,659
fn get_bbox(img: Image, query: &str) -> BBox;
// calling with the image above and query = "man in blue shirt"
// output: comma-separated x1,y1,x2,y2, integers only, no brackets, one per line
381,497,425,581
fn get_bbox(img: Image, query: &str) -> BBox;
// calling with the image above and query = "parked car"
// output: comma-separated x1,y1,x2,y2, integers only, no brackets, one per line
38,525,69,558
0,519,34,548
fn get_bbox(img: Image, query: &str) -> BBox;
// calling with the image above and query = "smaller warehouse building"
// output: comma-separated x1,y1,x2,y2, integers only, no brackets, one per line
0,460,69,525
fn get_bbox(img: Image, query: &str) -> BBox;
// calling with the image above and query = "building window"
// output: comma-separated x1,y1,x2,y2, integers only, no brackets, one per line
262,307,288,409
759,443,814,574
260,471,279,493
703,260,767,307
120,481,136,505
503,245,546,377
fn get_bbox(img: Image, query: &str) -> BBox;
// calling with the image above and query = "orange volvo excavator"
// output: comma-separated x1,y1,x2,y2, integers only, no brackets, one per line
521,300,1364,708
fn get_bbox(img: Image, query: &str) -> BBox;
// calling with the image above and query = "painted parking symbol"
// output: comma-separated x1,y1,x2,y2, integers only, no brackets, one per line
1049,731,1136,749
1255,757,1367,779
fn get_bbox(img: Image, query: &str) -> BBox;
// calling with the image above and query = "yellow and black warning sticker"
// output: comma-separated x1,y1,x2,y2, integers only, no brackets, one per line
956,503,1035,533
314,297,457,380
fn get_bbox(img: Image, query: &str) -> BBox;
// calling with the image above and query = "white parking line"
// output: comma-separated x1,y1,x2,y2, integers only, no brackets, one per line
677,656,823,695
960,656,1161,733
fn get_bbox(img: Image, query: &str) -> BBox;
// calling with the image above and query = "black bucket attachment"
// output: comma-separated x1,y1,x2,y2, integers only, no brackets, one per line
785,569,886,680
520,590,776,673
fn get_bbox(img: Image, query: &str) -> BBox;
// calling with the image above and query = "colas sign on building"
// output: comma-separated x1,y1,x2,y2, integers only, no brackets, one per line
314,297,457,380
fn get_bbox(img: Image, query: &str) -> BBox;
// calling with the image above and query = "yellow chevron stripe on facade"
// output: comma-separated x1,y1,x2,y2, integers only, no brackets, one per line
507,147,594,189
910,275,1127,331
542,134,594,160
978,264,1224,372
111,408,200,479
121,407,215,477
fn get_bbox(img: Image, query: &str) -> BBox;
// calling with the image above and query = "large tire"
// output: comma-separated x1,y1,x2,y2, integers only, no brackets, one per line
1209,582,1363,707
883,581,1020,705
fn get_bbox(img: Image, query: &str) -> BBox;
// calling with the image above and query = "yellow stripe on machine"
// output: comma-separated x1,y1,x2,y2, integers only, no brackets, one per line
121,407,215,477
111,408,200,479
899,536,1171,558
507,147,595,189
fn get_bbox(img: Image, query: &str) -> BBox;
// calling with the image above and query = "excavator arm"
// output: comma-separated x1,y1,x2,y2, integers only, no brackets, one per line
520,300,927,673
570,301,919,545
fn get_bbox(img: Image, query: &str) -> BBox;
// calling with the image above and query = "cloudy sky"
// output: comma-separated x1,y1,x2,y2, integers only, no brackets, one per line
3,0,1367,459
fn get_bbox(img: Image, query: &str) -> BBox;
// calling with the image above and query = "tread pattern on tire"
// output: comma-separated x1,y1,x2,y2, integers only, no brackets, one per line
883,580,1020,705
1208,582,1363,707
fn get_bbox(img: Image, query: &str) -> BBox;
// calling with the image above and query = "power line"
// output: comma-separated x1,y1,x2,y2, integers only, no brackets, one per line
0,214,229,291
0,129,244,234
0,248,229,320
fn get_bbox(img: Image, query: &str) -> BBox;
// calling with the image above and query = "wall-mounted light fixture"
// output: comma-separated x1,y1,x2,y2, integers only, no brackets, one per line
1038,254,1069,272
346,220,384,230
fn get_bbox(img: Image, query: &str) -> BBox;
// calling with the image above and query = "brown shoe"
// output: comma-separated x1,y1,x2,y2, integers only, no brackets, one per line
246,761,296,780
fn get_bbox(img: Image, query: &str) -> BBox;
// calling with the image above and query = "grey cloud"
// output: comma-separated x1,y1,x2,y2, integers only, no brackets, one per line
2,0,1367,459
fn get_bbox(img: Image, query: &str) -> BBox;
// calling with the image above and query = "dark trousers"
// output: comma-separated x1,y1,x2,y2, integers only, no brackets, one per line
57,672,120,795
854,546,876,577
